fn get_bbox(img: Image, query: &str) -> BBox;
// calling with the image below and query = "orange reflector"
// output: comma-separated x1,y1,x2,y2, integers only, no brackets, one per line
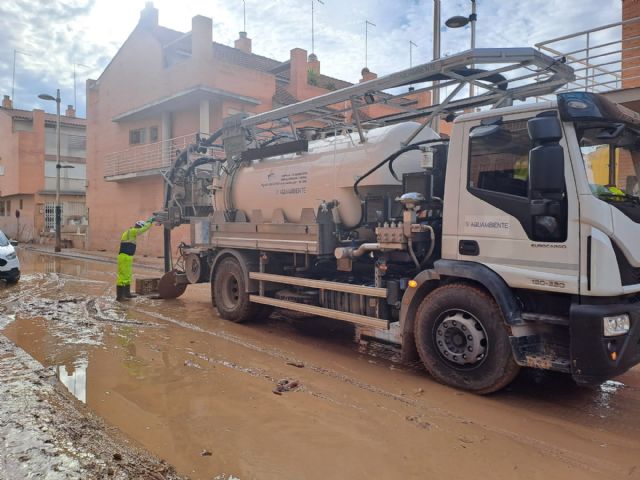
408,280,418,288
611,351,618,361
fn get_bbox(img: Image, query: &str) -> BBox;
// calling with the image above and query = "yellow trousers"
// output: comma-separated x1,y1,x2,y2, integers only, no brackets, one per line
117,253,133,286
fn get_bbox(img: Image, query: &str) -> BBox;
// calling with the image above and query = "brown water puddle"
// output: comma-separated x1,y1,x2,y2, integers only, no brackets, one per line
2,251,640,479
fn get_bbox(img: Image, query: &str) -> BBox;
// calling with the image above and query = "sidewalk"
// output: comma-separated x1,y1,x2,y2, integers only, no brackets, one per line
23,244,165,271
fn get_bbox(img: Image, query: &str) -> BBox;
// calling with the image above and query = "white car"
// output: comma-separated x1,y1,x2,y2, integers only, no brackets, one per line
0,230,20,284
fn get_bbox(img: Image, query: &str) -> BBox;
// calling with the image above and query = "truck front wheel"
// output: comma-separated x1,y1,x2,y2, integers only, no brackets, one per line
212,257,262,323
414,284,520,394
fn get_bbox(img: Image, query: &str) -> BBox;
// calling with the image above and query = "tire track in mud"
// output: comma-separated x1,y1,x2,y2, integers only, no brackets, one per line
133,307,629,478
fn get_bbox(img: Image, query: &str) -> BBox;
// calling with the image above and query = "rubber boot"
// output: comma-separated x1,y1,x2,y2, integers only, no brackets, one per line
116,286,128,302
124,284,137,299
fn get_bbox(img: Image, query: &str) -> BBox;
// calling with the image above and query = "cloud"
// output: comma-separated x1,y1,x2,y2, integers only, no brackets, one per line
0,0,624,118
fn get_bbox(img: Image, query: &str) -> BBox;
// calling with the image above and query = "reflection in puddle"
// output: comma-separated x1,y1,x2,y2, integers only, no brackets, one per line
57,359,88,403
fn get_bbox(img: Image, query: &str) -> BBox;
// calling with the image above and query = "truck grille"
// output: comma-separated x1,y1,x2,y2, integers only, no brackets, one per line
612,243,640,286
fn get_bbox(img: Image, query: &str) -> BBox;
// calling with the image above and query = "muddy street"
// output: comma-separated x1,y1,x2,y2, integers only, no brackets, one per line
2,249,640,480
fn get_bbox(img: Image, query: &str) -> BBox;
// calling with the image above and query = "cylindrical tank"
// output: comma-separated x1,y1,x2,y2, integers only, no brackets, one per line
216,122,438,228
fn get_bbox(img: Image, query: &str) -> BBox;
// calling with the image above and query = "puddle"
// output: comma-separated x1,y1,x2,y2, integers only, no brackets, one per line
57,358,88,403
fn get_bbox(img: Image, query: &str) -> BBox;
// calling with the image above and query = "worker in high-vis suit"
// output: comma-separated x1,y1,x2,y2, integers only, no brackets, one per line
116,218,155,301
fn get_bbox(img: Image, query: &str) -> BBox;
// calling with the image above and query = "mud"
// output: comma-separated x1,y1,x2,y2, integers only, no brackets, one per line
2,249,640,480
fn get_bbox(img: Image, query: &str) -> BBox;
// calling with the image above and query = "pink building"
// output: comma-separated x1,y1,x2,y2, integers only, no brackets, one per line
87,3,352,257
0,95,87,246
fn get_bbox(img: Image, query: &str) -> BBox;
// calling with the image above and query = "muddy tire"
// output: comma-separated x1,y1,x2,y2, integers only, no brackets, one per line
414,284,519,394
212,257,262,323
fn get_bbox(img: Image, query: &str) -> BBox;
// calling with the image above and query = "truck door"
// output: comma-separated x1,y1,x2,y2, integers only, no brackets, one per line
455,113,580,295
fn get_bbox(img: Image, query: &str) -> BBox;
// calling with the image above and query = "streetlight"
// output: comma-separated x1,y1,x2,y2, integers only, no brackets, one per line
38,89,62,252
445,0,477,96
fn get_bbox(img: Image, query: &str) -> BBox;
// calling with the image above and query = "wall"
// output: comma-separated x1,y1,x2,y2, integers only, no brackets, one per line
622,0,640,88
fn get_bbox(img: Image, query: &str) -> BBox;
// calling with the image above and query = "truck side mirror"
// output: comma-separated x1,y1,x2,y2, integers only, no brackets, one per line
527,113,567,242
529,144,564,196
527,113,562,143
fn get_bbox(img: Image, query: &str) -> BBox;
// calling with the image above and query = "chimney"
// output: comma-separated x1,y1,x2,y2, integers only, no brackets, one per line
191,15,213,61
65,105,76,118
289,48,308,97
307,53,320,74
359,67,377,83
234,31,252,54
2,95,12,109
139,2,158,28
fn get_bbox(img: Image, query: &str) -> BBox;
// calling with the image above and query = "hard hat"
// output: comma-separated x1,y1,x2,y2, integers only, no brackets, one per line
134,220,146,228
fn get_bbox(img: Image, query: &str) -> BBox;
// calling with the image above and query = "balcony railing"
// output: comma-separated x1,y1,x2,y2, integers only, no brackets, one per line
536,17,640,95
104,133,200,178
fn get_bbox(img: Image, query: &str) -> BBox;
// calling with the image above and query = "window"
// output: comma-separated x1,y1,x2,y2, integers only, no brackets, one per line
129,128,146,145
0,201,4,217
19,199,23,210
6,200,10,216
469,121,531,198
44,204,56,230
149,126,159,143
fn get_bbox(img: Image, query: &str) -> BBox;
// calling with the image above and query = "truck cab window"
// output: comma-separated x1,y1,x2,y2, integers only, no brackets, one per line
469,121,530,197
579,124,640,223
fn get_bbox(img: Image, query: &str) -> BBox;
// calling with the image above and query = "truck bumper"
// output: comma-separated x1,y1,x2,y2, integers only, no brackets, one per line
570,302,640,385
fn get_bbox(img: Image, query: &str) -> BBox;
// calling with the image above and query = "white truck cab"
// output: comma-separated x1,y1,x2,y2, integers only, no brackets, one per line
428,91,640,386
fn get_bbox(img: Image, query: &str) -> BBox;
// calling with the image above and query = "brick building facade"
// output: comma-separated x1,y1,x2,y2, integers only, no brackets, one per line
0,96,87,245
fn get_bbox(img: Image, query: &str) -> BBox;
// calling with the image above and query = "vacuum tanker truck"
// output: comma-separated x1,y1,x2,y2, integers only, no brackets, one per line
155,48,640,393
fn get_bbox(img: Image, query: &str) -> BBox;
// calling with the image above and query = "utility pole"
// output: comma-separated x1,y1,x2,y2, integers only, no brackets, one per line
470,0,477,97
432,0,441,133
365,20,376,69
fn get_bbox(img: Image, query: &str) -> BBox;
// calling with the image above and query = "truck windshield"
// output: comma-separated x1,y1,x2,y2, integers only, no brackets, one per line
578,124,640,201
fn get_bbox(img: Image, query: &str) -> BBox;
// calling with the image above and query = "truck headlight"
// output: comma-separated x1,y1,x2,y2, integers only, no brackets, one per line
603,314,630,337
6,252,16,260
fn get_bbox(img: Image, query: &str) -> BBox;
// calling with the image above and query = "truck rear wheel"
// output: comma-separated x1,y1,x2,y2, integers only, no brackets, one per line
212,257,263,323
414,284,520,394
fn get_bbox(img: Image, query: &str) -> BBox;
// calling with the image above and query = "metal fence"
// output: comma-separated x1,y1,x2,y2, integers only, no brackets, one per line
536,17,640,95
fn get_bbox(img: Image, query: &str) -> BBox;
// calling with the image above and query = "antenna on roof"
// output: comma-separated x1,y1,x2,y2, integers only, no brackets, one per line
73,63,90,110
409,41,418,91
409,40,417,68
311,0,324,55
243,0,246,32
11,49,32,104
365,20,376,69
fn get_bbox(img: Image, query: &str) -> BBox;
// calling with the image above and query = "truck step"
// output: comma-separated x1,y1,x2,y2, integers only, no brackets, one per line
249,272,388,298
249,295,389,330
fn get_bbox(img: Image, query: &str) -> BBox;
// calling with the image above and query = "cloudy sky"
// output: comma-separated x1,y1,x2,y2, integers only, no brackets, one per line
0,0,623,117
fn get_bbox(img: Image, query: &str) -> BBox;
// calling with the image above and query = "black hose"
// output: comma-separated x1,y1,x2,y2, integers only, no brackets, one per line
201,127,224,147
388,138,448,180
353,140,435,198
184,156,219,179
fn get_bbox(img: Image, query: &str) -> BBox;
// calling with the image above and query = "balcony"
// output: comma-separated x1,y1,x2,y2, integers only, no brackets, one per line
104,133,199,181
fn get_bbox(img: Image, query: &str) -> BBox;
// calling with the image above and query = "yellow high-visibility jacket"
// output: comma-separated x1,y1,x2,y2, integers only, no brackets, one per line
118,221,152,256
